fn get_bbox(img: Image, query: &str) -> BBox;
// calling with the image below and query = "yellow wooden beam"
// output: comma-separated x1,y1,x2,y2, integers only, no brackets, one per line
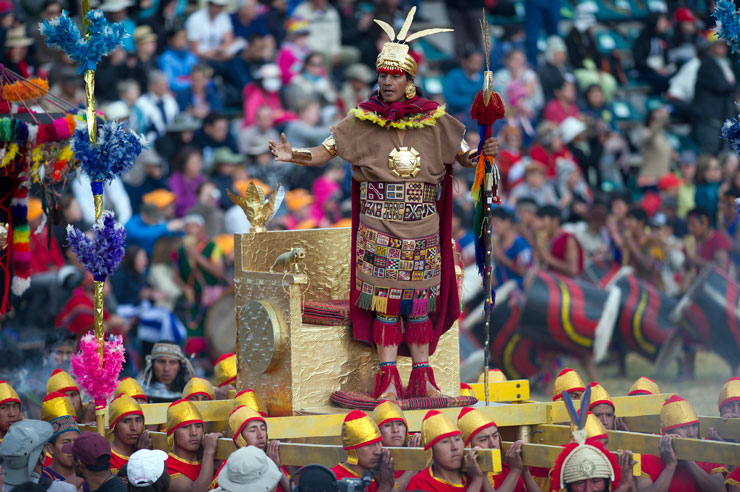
548,394,671,424
531,425,740,466
468,381,530,402
621,415,740,441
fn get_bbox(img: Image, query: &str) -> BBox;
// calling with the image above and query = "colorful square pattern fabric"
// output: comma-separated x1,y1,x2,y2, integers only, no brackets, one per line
359,182,438,222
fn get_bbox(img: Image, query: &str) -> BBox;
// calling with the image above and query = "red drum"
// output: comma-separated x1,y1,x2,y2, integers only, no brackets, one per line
606,267,678,361
670,265,740,369
519,269,620,362
469,282,543,379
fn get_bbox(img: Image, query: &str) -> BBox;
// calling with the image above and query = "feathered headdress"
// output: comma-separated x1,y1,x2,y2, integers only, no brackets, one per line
374,7,452,77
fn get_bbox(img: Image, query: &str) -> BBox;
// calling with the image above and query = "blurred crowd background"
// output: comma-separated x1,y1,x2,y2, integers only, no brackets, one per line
1,0,740,388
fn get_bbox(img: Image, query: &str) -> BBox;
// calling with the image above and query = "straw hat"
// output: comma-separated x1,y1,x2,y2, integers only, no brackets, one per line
5,27,33,48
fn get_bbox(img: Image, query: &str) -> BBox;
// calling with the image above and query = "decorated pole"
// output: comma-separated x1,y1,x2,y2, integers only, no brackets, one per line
469,12,505,406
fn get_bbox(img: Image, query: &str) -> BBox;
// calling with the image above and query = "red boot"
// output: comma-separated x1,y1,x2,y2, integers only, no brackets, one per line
374,361,403,400
406,362,442,398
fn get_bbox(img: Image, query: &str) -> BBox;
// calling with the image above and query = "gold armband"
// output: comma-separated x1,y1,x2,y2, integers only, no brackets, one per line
322,135,338,158
291,148,312,163
457,139,471,157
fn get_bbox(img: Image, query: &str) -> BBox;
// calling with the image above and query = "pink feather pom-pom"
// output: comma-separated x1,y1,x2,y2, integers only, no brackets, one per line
70,331,126,405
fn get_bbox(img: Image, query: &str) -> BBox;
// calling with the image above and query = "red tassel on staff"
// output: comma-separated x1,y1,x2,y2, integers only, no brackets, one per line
470,90,505,125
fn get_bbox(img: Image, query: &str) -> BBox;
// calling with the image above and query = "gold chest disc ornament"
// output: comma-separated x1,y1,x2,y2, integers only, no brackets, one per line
388,147,421,178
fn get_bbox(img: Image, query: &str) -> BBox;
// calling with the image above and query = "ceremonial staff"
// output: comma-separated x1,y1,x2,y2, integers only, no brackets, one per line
469,12,505,405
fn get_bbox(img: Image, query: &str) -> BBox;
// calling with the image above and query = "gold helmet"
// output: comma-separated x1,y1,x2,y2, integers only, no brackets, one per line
47,369,79,395
228,405,265,449
718,377,740,412
478,369,507,384
166,399,204,449
41,392,76,422
660,395,699,433
235,389,268,417
341,410,382,465
182,377,216,401
553,368,586,401
458,407,498,446
114,377,148,402
108,394,144,432
627,376,660,396
214,353,237,387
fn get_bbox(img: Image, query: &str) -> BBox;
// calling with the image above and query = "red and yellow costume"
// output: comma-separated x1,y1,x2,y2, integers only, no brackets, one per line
408,410,468,491
182,377,216,401
628,376,660,396
725,467,740,491
165,399,205,481
214,353,236,387
235,389,268,417
641,396,726,491
458,407,525,492
108,394,145,474
331,410,384,492
552,368,586,401
114,377,148,403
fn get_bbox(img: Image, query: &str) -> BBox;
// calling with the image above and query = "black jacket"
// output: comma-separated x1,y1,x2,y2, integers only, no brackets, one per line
693,56,737,123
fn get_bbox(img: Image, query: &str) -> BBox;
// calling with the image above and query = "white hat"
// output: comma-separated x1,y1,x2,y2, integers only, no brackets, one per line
214,447,282,492
257,64,281,80
127,449,168,487
99,0,132,12
560,117,587,145
104,101,130,122
208,0,229,6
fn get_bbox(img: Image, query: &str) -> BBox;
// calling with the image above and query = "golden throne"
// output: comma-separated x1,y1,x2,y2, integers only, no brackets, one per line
234,228,460,416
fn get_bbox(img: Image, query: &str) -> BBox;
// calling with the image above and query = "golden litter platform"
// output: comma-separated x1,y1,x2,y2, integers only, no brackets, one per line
233,228,460,416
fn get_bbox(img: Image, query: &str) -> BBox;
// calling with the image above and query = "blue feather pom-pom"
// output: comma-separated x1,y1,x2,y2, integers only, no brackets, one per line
67,211,126,281
721,117,740,155
40,10,128,73
71,120,146,183
713,0,740,53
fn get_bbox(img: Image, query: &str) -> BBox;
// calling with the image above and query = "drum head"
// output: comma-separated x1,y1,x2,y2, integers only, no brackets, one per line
205,290,236,359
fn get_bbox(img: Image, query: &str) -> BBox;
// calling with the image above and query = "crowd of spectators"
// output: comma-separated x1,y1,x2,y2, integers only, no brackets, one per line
2,0,740,378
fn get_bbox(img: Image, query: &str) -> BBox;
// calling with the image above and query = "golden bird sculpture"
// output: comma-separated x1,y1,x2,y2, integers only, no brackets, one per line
227,182,285,233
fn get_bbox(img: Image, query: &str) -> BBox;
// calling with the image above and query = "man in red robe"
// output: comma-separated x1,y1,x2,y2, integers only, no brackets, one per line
270,7,500,400
407,410,492,492
458,407,540,492
330,410,395,492
535,205,584,277
636,396,726,492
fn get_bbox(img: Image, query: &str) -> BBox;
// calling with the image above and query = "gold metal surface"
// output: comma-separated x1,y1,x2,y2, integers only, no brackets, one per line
388,147,421,178
94,280,104,358
235,228,459,415
322,136,338,158
239,301,284,374
227,183,281,233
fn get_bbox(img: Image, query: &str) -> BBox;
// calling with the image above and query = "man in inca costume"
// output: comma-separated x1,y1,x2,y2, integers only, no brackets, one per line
270,8,500,400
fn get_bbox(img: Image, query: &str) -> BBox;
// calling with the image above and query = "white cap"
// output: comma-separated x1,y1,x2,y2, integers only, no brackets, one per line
104,101,130,122
127,449,168,487
257,64,281,80
99,0,133,12
560,117,587,145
